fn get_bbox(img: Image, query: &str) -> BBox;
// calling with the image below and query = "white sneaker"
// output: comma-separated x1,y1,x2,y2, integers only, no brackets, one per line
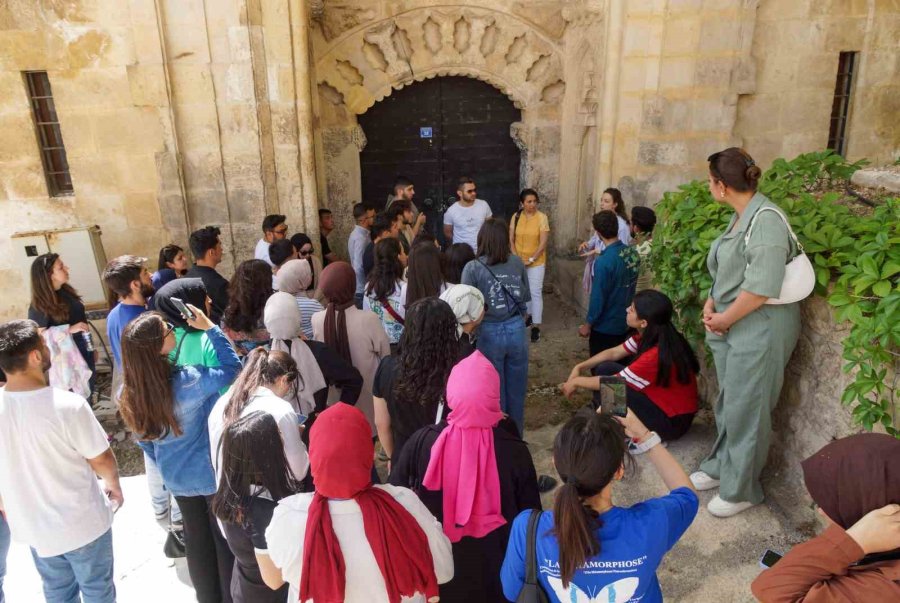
689,471,720,491
707,495,756,518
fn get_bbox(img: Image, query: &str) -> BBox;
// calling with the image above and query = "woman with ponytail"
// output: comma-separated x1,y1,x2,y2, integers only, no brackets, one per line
501,411,698,602
264,403,454,602
311,262,390,432
207,347,309,602
562,290,699,444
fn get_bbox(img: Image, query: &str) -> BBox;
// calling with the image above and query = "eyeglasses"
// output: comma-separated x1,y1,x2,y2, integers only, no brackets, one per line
299,248,313,257
163,321,176,338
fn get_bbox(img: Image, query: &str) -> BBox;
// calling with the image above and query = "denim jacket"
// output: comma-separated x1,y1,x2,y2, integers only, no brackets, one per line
138,327,241,497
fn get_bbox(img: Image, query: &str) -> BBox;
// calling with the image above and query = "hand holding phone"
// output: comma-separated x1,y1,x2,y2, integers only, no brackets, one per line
170,297,195,321
184,304,215,332
759,550,782,569
598,375,628,417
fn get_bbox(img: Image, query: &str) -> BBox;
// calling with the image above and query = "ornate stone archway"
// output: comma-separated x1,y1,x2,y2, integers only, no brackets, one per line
310,5,569,245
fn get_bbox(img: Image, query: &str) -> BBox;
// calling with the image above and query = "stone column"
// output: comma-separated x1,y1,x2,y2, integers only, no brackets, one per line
593,0,625,206
288,0,320,243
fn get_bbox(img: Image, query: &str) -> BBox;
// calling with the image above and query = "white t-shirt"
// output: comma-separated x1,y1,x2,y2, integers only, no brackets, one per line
443,199,492,251
266,484,455,602
208,386,309,489
255,238,274,267
0,386,113,557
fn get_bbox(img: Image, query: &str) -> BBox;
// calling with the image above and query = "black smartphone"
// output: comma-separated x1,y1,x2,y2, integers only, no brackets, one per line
759,550,782,569
170,297,195,321
598,375,628,417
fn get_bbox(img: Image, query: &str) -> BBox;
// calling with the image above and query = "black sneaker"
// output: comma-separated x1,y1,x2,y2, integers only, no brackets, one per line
537,475,558,493
530,327,540,342
525,315,533,327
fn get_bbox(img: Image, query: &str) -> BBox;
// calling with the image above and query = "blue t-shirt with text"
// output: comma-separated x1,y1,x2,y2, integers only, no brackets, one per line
501,487,698,603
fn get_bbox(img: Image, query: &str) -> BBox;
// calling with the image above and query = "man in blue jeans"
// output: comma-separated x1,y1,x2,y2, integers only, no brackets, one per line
0,320,122,602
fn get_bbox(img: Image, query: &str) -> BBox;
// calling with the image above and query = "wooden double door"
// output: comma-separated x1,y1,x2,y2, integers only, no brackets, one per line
359,76,522,243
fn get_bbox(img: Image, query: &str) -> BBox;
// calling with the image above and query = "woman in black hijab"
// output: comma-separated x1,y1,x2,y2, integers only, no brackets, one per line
752,433,900,602
151,278,221,367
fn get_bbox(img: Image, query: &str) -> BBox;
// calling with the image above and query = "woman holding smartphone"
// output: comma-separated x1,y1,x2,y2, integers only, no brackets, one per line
561,290,698,447
120,305,242,602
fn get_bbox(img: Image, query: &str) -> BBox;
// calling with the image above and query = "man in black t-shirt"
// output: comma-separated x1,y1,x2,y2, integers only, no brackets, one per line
185,226,230,324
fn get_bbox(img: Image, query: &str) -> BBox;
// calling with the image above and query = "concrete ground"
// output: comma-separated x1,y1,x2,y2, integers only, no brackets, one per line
4,291,814,602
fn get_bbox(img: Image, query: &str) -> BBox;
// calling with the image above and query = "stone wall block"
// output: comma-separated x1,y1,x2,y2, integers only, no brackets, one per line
823,17,867,53
694,57,734,88
663,17,701,55
0,162,47,200
0,114,40,162
123,191,163,227
127,63,168,106
53,67,134,109
637,140,689,166
659,57,695,90
698,19,742,53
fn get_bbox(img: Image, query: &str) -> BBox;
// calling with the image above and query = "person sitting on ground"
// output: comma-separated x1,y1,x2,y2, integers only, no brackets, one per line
311,262,390,432
222,259,274,354
391,350,541,601
0,319,122,603
751,433,900,602
255,214,288,267
212,412,300,603
348,203,375,309
563,290,698,446
362,211,402,278
500,410,699,603
439,284,485,362
268,238,297,276
578,210,639,355
630,206,657,292
264,292,362,421
207,349,310,603
579,188,632,292
288,233,324,302
120,308,242,602
364,238,408,349
272,260,324,339
186,226,230,323
403,242,447,307
318,208,338,266
151,277,219,368
263,403,455,601
444,242,476,285
28,253,94,398
152,243,189,291
373,298,459,471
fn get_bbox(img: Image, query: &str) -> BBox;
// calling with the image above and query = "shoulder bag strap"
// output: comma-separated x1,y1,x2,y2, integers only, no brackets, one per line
744,206,803,255
525,509,543,586
478,260,523,317
379,296,405,325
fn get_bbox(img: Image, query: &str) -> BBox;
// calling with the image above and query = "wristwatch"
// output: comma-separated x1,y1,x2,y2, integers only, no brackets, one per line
632,431,661,454
528,257,535,263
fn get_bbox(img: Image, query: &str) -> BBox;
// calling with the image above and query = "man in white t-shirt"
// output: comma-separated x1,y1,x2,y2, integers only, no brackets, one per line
443,176,492,251
255,214,289,267
0,320,122,602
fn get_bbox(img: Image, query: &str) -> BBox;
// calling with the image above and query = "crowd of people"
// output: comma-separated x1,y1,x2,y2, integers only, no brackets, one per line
0,150,897,603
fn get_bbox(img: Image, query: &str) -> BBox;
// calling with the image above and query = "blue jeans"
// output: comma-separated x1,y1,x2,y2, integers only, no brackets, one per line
30,529,115,603
476,317,529,437
0,513,9,603
145,452,182,523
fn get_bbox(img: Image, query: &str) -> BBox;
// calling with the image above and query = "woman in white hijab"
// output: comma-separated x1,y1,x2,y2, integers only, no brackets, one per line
440,284,486,362
263,292,363,418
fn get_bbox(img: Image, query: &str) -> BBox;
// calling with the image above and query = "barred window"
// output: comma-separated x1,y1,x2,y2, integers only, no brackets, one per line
826,52,858,157
25,71,74,196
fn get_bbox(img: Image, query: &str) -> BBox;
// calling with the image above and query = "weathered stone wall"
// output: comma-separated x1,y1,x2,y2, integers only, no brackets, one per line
735,0,900,167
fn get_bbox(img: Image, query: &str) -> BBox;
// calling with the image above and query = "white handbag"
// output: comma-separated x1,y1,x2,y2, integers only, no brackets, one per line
744,206,815,305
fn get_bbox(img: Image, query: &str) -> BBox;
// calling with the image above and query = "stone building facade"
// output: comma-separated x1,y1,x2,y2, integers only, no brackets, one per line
0,0,897,321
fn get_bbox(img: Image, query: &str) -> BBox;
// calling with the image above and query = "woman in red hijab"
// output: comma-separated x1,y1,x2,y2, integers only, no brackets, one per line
752,433,900,602
263,402,454,602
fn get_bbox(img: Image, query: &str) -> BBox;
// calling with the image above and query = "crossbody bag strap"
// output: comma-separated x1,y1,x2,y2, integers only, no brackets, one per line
379,297,405,325
478,260,523,317
744,206,803,255
525,509,543,586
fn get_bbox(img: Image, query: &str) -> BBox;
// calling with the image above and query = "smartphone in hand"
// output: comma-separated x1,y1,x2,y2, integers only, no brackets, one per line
170,297,195,321
598,376,628,417
759,550,782,569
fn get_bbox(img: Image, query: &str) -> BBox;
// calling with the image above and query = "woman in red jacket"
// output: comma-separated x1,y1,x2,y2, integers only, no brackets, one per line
751,433,900,602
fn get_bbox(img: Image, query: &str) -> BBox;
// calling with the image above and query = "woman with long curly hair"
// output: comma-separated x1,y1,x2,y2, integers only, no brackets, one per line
363,237,407,347
403,243,447,307
223,259,274,354
372,297,459,470
28,253,95,396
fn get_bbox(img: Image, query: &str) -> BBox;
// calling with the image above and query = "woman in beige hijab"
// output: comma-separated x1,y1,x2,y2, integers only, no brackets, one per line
275,259,324,339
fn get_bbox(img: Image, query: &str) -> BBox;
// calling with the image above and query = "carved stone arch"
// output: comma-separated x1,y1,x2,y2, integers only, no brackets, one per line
313,6,566,115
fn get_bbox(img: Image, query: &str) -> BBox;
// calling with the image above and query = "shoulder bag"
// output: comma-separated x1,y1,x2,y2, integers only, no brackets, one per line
517,510,549,603
478,260,525,318
744,206,815,305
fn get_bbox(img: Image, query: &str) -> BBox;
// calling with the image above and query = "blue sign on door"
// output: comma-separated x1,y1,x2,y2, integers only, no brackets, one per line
419,127,433,139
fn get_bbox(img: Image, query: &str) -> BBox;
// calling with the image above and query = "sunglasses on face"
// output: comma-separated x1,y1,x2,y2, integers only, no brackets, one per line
299,248,313,256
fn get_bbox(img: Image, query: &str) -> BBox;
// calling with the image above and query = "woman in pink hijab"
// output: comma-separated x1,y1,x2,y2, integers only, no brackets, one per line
390,350,541,601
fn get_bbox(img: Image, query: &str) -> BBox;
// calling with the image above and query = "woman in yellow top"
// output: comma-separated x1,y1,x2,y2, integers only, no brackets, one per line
509,188,550,342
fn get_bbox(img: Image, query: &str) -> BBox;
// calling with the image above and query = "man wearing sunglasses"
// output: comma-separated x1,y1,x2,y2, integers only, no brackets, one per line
255,214,288,267
443,176,492,251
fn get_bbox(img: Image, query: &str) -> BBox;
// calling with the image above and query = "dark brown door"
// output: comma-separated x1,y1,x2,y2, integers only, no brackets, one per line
358,76,522,244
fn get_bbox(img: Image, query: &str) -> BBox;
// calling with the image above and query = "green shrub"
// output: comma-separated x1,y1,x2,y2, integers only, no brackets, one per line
651,150,899,436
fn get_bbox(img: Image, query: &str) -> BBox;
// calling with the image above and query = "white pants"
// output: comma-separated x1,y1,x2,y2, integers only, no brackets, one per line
526,264,546,325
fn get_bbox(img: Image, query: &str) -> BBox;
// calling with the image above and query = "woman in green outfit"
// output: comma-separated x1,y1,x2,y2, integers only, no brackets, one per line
691,147,801,518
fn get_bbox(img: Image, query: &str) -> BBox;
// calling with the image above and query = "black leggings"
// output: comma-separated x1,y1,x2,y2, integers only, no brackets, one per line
221,521,287,603
175,495,235,603
592,361,694,442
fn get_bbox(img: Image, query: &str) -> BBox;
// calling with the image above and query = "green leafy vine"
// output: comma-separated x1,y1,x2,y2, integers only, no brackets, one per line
650,150,900,436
